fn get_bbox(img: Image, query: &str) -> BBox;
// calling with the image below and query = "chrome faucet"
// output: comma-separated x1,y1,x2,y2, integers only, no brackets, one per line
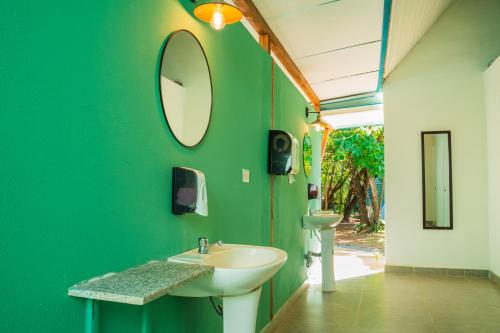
198,237,223,254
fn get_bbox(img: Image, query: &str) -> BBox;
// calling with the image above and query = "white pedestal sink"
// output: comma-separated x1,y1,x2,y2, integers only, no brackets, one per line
168,244,287,333
303,211,342,292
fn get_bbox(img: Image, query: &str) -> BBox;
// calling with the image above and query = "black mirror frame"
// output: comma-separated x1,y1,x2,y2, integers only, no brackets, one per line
421,130,453,230
158,29,214,148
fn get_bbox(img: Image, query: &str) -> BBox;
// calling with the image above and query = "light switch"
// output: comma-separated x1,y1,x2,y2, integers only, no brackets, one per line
242,169,250,183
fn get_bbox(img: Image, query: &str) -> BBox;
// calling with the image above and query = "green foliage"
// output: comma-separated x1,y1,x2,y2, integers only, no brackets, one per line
333,127,384,177
354,220,385,233
322,126,385,228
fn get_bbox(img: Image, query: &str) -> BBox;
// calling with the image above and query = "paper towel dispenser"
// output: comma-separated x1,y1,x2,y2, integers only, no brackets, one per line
268,130,300,175
172,167,208,216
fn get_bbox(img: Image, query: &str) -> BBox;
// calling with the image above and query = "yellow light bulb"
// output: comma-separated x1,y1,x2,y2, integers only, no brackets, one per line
210,6,226,30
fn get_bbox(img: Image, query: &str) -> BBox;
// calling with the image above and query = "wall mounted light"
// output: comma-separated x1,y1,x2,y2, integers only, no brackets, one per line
306,107,330,131
192,1,243,31
311,117,329,132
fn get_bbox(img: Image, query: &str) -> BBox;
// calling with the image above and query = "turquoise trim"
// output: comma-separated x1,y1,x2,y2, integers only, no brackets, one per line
321,93,377,104
318,0,391,107
320,94,383,111
321,102,382,112
378,0,392,91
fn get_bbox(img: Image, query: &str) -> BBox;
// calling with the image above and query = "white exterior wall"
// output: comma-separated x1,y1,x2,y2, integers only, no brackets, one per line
384,0,500,269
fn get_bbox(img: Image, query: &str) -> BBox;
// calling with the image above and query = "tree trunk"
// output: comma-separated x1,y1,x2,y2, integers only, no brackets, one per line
356,192,370,227
322,160,336,210
342,193,356,223
341,179,357,222
322,178,330,210
369,177,380,224
329,175,347,211
354,169,370,228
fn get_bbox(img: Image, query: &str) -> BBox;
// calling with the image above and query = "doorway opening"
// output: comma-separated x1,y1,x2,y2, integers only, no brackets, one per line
322,106,385,280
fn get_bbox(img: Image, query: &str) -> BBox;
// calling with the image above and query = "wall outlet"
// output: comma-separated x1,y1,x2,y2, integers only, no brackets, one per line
242,169,250,183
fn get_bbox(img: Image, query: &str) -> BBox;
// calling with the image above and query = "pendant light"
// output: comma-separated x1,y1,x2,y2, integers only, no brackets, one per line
193,1,243,31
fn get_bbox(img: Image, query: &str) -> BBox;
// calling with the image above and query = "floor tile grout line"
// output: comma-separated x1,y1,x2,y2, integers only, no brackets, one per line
354,276,367,330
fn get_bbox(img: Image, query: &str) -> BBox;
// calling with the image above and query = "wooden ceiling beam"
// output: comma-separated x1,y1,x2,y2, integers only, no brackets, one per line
233,0,320,111
259,34,271,54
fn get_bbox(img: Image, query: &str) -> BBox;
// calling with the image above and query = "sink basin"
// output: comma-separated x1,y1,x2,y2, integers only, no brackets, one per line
168,244,287,333
167,244,287,297
302,211,343,230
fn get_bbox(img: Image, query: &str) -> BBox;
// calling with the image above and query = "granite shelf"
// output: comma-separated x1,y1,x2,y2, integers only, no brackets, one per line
68,260,213,305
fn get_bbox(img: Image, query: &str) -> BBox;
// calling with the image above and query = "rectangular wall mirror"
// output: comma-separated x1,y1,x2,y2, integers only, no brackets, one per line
421,131,453,229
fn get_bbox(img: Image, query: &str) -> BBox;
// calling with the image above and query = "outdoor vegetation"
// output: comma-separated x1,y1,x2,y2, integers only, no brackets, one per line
322,126,384,232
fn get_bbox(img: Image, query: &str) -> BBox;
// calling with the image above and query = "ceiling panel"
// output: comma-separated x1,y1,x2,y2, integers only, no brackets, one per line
311,71,379,101
247,0,454,102
322,108,384,129
252,0,327,20
295,41,381,84
249,0,386,101
256,0,384,59
384,0,454,78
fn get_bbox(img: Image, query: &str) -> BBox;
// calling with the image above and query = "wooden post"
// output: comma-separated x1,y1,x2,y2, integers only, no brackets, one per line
259,34,271,54
233,0,320,107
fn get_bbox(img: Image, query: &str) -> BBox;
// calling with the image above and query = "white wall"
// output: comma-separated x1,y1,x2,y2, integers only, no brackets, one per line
384,0,500,269
485,57,500,275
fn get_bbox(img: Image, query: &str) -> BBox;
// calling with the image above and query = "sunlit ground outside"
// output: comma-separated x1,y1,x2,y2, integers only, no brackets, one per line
307,222,385,284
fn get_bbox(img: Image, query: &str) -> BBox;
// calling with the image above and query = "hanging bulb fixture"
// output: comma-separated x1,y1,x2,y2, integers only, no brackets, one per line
193,1,243,31
210,5,226,30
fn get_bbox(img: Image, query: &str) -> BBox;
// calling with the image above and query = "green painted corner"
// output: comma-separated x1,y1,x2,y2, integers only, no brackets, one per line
272,67,309,313
0,0,308,332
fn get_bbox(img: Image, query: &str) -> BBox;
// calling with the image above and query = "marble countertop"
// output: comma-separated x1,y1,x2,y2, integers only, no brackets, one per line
68,260,213,305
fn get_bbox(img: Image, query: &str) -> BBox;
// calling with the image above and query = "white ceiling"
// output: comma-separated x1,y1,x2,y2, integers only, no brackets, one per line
312,71,379,101
384,0,455,78
322,105,384,129
244,0,455,105
252,0,385,102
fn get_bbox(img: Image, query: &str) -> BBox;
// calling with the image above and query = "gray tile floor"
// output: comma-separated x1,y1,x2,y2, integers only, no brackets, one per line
273,273,500,333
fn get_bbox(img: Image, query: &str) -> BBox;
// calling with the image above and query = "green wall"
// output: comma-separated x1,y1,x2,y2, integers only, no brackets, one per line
0,1,308,332
272,68,309,311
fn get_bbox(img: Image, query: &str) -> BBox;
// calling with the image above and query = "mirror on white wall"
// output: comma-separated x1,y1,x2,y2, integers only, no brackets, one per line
159,30,212,147
421,131,453,229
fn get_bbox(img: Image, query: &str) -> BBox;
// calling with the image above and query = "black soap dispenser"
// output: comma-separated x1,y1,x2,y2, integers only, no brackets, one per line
172,167,208,216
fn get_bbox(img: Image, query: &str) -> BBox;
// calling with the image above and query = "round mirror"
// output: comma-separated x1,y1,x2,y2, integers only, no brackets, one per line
159,30,213,147
303,133,312,177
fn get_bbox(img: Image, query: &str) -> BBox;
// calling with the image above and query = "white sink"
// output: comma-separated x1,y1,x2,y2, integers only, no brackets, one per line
168,244,287,333
168,244,287,297
302,211,343,293
302,211,343,230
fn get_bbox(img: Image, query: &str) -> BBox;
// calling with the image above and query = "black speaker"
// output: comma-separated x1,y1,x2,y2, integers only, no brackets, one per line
268,130,294,175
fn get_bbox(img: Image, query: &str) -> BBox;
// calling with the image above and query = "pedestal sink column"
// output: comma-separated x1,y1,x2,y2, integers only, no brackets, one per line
320,228,336,292
223,287,262,333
